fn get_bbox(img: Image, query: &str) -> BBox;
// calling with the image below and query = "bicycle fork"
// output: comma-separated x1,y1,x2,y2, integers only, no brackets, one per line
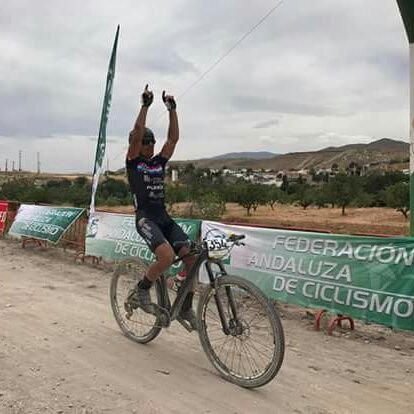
206,261,242,336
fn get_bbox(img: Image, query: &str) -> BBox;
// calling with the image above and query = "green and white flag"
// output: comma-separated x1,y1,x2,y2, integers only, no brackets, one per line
89,25,120,215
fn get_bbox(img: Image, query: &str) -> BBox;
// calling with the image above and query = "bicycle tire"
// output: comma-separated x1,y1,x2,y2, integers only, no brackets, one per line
197,275,285,388
110,258,163,344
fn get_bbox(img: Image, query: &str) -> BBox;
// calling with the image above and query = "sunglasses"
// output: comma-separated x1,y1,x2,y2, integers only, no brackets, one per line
142,139,156,146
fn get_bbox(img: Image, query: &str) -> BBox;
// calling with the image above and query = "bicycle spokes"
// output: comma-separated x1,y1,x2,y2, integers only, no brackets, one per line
201,281,279,382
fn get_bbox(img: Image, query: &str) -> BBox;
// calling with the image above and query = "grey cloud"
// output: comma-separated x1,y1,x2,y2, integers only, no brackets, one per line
124,49,198,76
0,0,409,172
229,95,348,117
366,52,408,83
253,119,280,129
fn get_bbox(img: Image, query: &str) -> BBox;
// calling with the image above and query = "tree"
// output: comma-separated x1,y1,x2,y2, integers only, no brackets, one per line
252,185,267,212
362,171,407,206
266,186,283,210
326,174,360,215
97,178,129,200
294,185,314,210
384,182,409,219
313,187,330,209
189,192,225,219
280,174,289,192
235,184,266,216
165,183,187,212
74,176,88,187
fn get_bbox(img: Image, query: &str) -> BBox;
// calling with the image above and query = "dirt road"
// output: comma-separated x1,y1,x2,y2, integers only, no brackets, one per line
1,239,413,414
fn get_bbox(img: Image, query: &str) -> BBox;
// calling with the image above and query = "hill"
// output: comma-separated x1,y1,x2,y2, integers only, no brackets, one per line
171,138,409,171
210,151,278,160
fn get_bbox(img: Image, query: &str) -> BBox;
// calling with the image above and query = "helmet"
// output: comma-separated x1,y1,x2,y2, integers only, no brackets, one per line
128,127,155,144
143,127,155,142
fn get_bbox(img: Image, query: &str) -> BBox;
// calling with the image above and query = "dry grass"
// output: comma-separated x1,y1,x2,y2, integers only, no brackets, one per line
99,202,409,237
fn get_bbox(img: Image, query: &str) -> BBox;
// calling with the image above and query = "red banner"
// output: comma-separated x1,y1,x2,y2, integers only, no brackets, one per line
0,201,8,235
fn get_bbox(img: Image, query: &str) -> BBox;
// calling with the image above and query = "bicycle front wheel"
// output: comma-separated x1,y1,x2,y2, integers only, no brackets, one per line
110,258,163,344
197,275,285,388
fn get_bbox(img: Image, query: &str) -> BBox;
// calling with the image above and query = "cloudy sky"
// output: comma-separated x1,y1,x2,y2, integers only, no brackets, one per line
0,0,411,173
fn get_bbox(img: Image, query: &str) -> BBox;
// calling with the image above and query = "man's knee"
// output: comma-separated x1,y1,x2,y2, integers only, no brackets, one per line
155,243,175,269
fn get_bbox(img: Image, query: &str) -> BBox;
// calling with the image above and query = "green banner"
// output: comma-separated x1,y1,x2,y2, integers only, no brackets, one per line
85,212,200,275
90,25,119,214
202,221,414,332
8,205,84,244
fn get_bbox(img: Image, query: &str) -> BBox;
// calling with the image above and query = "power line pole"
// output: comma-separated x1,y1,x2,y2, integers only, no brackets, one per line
18,150,22,172
37,152,41,175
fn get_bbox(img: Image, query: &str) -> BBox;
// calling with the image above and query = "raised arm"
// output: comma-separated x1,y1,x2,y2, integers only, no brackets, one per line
127,84,153,160
160,91,179,160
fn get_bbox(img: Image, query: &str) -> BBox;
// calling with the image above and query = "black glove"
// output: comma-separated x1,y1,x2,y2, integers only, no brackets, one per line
162,90,176,111
141,84,154,107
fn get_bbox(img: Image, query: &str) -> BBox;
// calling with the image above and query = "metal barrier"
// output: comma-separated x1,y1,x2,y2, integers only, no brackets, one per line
314,309,355,336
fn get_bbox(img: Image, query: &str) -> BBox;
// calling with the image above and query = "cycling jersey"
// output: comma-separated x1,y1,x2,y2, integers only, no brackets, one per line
126,153,188,253
126,154,168,212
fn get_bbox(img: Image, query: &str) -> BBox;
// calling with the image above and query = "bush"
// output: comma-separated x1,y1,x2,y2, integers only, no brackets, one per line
384,182,409,219
187,192,225,219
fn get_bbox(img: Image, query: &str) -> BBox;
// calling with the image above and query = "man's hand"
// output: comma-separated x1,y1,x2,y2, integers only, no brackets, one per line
162,91,176,111
141,84,154,107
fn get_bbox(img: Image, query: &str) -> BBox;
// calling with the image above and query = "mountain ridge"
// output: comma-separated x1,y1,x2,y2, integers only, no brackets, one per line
171,138,409,170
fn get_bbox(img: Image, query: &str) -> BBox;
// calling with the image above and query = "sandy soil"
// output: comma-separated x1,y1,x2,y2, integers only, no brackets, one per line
221,204,409,236
1,239,413,414
101,204,409,237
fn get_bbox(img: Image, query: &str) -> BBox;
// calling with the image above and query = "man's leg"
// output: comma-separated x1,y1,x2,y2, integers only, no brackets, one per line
134,216,175,309
174,246,198,330
164,221,198,330
145,243,175,282
136,242,175,297
178,247,197,310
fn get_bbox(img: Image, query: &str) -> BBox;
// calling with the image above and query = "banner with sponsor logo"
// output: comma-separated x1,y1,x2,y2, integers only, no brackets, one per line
8,205,84,244
0,201,8,235
202,221,414,332
85,211,200,275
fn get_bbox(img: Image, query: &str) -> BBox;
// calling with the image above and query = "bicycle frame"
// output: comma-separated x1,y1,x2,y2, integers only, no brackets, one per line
157,246,237,335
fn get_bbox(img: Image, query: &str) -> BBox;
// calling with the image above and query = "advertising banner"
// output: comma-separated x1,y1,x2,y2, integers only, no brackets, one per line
9,205,84,244
202,221,414,331
85,211,200,275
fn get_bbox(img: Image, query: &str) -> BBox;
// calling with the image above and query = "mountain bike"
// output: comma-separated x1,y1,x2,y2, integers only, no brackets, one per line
110,233,285,388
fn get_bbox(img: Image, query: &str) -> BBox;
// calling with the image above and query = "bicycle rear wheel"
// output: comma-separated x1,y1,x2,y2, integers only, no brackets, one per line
110,258,163,344
197,275,285,388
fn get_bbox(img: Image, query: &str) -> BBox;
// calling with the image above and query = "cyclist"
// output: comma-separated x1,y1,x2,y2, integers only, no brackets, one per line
126,84,197,330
